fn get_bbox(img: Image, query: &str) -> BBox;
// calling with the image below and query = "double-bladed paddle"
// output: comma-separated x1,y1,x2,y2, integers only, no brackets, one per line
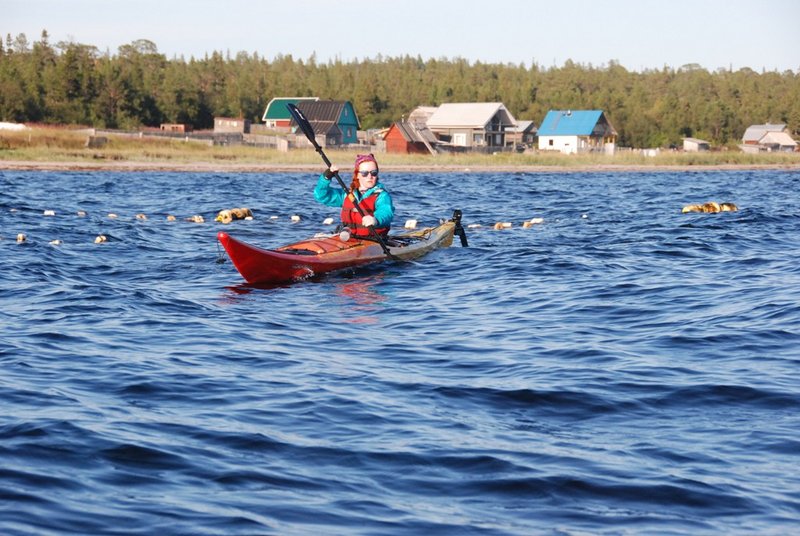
286,102,394,257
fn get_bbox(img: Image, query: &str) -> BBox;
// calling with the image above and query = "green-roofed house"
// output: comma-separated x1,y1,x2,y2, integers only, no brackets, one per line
262,97,319,128
537,110,617,155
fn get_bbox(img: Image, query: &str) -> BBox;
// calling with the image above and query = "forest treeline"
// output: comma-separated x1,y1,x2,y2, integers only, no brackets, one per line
1,31,799,148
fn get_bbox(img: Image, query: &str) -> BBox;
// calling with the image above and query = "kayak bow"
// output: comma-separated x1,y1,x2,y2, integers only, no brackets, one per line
218,210,466,284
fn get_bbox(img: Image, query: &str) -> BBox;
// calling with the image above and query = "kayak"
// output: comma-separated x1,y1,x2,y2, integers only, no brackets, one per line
218,210,467,284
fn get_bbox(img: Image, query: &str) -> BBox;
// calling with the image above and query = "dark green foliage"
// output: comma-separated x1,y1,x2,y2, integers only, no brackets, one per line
1,32,798,147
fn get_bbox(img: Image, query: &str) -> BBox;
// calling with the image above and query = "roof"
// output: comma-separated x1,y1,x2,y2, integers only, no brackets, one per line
294,100,360,129
407,106,438,126
742,123,788,143
507,120,537,134
538,110,608,136
262,97,319,121
760,131,797,147
387,121,438,143
426,103,516,129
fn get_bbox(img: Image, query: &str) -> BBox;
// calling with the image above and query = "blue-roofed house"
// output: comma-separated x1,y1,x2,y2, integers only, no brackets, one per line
537,110,617,154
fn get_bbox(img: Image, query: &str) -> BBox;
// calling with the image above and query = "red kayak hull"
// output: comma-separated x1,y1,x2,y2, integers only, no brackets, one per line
218,220,457,284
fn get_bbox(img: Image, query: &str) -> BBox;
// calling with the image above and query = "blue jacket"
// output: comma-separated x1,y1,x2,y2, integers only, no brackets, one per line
314,174,395,228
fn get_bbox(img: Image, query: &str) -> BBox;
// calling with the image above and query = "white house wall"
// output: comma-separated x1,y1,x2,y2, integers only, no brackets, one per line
539,135,615,155
539,135,580,154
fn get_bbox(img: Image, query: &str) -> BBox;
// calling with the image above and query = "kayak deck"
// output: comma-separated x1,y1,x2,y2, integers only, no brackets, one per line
218,211,465,284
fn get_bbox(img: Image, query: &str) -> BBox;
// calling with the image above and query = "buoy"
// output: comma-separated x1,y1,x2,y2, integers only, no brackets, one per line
581,214,588,219
270,216,278,220
467,223,482,229
682,201,738,214
494,222,512,230
291,214,301,222
108,213,118,219
43,210,55,216
77,210,87,217
215,207,253,224
49,239,62,246
166,215,176,222
187,215,204,223
323,217,334,225
404,219,418,229
135,213,147,220
17,233,26,243
94,235,107,243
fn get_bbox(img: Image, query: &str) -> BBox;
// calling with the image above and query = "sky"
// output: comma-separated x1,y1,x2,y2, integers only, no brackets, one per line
4,0,799,72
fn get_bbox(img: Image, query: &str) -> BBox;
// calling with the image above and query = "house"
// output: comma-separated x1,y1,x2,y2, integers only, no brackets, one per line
740,123,797,153
214,117,251,134
262,97,319,128
683,137,710,152
425,103,517,148
291,100,360,146
538,110,617,154
384,120,438,155
505,120,538,149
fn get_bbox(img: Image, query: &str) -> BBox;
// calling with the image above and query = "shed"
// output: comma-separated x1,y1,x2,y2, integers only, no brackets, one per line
384,121,438,155
683,137,710,152
426,103,516,148
160,123,192,133
214,117,251,134
537,110,617,155
291,100,360,146
262,97,319,128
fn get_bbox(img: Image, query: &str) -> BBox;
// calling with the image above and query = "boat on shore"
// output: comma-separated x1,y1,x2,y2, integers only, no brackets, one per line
218,210,467,284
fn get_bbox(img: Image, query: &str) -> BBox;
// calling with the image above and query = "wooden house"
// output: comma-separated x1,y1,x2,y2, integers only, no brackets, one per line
291,100,361,146
425,103,516,149
384,121,438,155
505,120,538,149
537,110,617,154
262,97,319,128
740,123,797,153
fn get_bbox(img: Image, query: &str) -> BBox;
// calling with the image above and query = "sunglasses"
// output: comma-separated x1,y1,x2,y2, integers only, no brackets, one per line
358,170,379,178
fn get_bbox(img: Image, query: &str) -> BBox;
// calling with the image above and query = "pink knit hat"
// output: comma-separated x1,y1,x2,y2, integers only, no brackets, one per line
354,153,379,171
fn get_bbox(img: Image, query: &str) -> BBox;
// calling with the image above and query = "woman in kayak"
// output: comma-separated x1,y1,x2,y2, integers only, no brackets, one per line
314,153,395,236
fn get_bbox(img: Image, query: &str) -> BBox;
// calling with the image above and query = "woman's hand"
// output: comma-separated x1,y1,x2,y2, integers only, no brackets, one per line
361,215,376,227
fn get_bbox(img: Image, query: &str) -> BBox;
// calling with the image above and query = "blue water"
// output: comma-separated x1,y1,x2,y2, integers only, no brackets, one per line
1,168,799,535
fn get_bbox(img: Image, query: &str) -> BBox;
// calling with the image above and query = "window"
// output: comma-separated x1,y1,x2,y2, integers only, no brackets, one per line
548,139,554,146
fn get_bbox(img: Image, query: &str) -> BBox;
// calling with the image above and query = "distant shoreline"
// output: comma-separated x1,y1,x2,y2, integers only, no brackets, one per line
3,160,800,173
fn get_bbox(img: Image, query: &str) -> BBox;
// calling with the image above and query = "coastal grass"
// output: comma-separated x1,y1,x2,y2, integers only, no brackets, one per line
2,126,799,169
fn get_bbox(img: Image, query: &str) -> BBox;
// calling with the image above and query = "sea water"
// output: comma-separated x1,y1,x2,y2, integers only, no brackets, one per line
1,168,799,535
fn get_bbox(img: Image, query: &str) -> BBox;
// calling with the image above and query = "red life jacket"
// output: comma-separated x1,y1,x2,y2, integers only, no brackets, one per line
341,190,389,237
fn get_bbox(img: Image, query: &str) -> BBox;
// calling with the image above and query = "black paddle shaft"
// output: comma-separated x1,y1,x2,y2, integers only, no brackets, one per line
286,103,393,257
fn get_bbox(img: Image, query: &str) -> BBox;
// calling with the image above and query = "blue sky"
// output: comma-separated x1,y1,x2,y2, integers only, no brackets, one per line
4,0,799,72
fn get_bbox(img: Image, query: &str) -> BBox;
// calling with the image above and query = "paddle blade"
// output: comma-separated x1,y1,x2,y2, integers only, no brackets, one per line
286,103,318,147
